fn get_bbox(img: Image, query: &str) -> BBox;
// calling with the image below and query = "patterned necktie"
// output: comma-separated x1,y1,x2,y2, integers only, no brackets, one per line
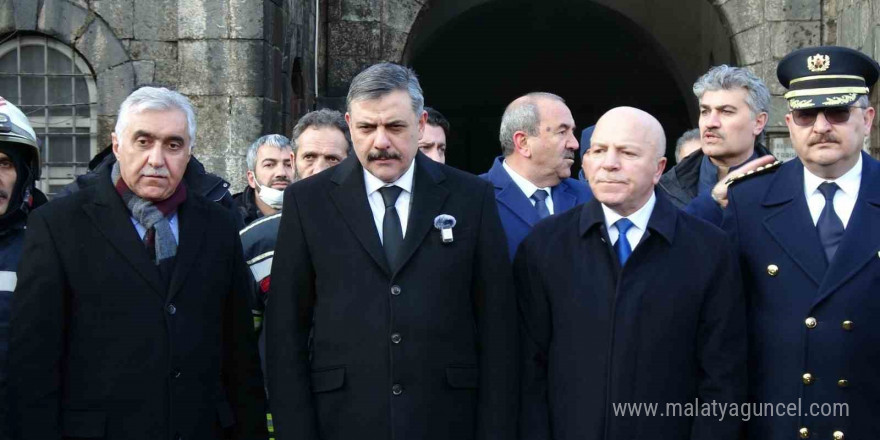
817,182,845,263
379,186,404,268
531,189,551,219
614,218,635,266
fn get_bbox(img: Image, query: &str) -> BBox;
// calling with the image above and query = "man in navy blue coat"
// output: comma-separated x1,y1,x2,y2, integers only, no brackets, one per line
481,93,592,259
723,46,880,440
516,106,746,440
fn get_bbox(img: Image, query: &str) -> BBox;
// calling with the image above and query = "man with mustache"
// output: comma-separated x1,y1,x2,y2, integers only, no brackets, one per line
721,46,880,440
234,134,295,226
481,92,592,259
0,98,47,437
291,109,351,181
516,106,746,440
659,66,775,217
8,87,267,440
267,63,517,440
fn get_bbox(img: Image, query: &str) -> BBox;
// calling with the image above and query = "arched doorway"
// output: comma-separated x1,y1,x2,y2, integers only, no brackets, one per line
406,0,735,174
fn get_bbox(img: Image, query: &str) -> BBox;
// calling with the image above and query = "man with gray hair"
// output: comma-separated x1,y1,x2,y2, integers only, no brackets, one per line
267,63,517,440
674,128,702,162
290,108,351,180
9,87,267,439
659,65,775,214
239,111,349,376
481,92,592,259
234,134,294,226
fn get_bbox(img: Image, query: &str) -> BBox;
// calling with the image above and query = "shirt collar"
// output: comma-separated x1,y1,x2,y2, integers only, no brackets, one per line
364,159,416,195
803,154,862,198
602,191,657,233
502,159,552,198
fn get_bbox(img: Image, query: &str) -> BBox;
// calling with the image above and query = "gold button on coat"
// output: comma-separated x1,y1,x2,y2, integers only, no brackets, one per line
842,320,854,331
802,373,814,385
799,427,810,438
767,264,779,276
805,317,817,328
833,431,844,440
838,379,849,388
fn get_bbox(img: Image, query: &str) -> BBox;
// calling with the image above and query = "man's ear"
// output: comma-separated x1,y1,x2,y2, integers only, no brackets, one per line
246,170,257,190
753,112,769,136
111,132,121,159
513,131,531,158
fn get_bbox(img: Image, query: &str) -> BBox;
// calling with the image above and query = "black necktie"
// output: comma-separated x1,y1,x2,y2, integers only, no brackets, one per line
379,186,404,268
531,189,551,219
817,182,845,263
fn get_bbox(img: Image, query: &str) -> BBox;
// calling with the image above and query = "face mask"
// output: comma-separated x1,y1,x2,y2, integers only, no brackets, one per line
256,182,284,209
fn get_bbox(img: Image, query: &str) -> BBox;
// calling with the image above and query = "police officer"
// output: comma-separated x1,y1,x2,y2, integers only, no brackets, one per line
723,46,880,439
0,97,46,437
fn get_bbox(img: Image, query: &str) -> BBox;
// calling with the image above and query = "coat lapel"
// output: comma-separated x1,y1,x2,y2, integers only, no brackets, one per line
394,154,449,275
167,195,207,301
329,157,391,275
815,153,880,302
82,172,166,300
487,157,540,226
552,181,577,213
761,160,828,286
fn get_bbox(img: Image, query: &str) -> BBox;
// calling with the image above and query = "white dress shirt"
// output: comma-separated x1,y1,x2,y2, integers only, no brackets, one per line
601,191,656,252
502,160,555,215
130,213,180,244
803,155,861,228
365,160,416,244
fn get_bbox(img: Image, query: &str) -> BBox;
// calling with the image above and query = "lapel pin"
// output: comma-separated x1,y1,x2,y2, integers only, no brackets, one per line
767,264,779,276
433,214,457,243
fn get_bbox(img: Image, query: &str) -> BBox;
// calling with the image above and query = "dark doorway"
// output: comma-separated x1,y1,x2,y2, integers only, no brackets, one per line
411,0,693,175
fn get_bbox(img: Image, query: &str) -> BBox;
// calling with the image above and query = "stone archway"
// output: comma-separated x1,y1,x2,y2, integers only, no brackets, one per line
399,0,735,173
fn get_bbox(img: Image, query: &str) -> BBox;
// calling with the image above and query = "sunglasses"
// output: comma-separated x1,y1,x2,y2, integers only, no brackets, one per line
791,106,866,127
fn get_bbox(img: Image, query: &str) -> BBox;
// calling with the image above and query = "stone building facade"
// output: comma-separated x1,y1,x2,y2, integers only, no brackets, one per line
1,0,878,191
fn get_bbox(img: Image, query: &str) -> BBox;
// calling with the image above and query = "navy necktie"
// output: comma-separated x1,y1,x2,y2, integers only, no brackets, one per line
614,218,634,266
379,186,404,268
531,189,551,219
817,182,845,263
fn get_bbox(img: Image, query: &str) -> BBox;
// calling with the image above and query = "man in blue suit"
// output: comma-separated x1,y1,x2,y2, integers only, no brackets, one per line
481,92,592,258
723,46,880,440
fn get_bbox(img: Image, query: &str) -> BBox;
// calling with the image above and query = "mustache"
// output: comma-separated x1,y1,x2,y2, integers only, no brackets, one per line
270,176,291,185
563,151,575,160
808,134,839,146
703,130,723,139
367,150,402,161
140,166,170,177
594,175,628,184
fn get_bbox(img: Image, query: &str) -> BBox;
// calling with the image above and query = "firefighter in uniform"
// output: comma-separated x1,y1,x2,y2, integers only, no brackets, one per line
723,46,880,439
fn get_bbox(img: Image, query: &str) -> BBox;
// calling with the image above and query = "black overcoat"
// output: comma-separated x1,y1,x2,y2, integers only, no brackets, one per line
516,193,747,440
266,153,518,440
8,170,267,440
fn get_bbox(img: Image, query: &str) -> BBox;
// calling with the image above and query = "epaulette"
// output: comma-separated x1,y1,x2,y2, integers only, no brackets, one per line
725,160,782,186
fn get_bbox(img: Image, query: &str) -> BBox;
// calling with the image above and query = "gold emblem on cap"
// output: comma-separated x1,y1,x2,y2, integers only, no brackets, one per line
807,53,831,72
823,93,857,106
789,98,814,109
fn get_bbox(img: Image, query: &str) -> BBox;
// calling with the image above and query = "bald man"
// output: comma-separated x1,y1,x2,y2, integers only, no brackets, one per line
515,107,746,440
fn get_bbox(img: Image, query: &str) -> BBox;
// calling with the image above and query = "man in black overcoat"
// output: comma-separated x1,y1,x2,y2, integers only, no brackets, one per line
8,87,267,440
266,63,518,440
516,106,747,440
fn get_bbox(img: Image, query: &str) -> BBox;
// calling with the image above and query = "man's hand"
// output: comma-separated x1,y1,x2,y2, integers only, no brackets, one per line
710,155,778,209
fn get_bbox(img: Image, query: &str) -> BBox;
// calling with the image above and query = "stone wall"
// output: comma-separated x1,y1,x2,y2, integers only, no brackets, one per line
1,0,316,192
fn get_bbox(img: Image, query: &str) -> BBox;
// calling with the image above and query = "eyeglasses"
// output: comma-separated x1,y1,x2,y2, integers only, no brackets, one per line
791,106,866,127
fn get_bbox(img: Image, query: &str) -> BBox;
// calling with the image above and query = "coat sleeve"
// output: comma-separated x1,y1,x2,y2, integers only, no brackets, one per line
265,188,319,440
513,234,552,440
684,193,723,227
223,216,270,440
690,236,747,440
472,181,520,440
7,209,66,440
